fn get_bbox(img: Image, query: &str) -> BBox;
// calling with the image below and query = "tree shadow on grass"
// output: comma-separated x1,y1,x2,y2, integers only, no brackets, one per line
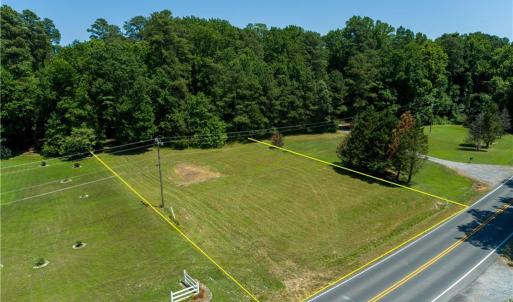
107,146,154,156
457,143,489,152
329,161,400,189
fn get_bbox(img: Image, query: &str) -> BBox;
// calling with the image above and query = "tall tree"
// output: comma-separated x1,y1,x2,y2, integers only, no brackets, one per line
337,107,397,174
87,18,122,40
500,107,511,134
467,102,502,150
389,112,428,183
0,5,59,151
481,102,503,148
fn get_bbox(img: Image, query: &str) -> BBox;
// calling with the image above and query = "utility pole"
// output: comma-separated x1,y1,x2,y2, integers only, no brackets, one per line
155,138,176,220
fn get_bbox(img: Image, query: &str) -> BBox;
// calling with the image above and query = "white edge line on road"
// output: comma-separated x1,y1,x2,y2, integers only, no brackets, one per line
431,229,513,302
2,176,115,205
308,175,513,302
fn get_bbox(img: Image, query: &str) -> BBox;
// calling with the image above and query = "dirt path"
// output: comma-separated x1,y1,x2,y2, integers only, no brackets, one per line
426,156,513,186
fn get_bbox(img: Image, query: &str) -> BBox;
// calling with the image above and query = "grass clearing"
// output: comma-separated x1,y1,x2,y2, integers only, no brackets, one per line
99,134,481,300
1,133,484,301
425,125,513,165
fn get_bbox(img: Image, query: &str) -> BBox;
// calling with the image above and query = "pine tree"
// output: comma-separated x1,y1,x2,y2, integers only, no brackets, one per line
468,113,485,151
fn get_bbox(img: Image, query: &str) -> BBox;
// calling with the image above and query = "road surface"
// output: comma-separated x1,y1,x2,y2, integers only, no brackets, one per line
308,176,513,302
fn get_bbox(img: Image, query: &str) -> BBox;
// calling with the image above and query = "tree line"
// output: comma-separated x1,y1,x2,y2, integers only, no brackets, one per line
1,5,512,158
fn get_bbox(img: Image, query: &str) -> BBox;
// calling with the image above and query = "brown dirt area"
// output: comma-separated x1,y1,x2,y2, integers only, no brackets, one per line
473,182,489,193
172,162,221,186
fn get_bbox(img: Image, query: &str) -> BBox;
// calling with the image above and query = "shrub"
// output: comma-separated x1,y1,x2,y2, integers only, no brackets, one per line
193,118,227,149
42,126,96,158
41,161,47,167
271,131,284,147
60,127,96,159
73,162,80,168
0,144,12,159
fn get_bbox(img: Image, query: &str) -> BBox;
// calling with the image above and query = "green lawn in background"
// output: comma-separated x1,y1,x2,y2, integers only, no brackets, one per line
425,125,513,165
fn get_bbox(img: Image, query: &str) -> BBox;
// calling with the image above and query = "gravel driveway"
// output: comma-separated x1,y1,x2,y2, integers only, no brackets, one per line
427,156,513,187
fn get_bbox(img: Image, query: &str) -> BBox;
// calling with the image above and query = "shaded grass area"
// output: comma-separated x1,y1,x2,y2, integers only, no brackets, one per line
0,151,44,168
99,135,479,300
0,156,249,302
425,125,513,166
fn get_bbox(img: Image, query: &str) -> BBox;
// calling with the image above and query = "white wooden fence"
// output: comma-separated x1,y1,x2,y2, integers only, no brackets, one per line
170,270,200,302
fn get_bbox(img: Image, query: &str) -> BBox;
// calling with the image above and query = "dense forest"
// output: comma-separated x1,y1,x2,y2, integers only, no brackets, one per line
1,5,512,157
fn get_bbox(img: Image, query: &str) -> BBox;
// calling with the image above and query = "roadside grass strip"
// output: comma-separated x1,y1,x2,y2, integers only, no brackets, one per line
368,199,513,302
301,206,468,301
248,138,468,209
89,151,260,302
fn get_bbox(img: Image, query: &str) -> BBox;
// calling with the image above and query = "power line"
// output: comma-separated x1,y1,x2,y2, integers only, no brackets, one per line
1,121,338,170
0,139,155,170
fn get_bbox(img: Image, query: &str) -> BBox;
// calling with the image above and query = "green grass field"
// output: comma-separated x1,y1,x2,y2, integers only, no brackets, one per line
426,125,513,165
1,133,483,301
0,158,248,302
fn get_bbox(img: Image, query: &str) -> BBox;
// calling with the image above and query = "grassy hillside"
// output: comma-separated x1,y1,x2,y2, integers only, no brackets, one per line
1,133,483,301
425,125,513,165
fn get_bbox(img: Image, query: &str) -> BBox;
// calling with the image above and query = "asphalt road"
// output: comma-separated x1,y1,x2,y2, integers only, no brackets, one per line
308,176,513,302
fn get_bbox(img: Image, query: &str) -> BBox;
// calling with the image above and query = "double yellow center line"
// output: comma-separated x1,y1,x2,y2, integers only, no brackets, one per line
368,199,513,302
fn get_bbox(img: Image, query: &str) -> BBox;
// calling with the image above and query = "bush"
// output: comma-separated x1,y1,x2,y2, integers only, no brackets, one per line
41,161,47,167
42,126,96,158
73,162,81,168
271,131,284,147
0,144,12,159
60,127,96,159
193,118,227,149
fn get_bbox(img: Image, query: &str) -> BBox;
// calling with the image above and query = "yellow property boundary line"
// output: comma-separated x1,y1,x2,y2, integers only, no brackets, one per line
247,138,471,301
90,151,260,302
368,199,513,302
248,138,468,208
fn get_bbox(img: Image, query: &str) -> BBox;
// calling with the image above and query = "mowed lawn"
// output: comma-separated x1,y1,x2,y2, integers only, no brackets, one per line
99,133,482,301
285,132,483,202
0,157,249,302
425,124,513,165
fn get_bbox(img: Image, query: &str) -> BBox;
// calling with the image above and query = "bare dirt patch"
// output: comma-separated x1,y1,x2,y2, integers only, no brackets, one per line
172,163,221,186
473,182,489,193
